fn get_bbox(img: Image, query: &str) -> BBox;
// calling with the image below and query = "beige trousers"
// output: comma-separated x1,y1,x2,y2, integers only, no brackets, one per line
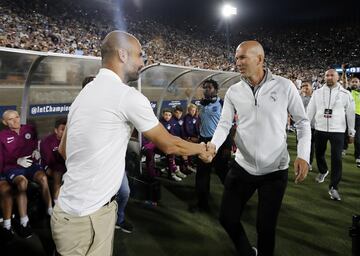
51,201,117,256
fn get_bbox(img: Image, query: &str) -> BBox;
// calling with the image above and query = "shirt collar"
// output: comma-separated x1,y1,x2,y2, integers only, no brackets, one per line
98,68,124,84
241,68,274,88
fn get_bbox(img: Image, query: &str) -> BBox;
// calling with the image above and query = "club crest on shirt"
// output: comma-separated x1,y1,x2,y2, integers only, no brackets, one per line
25,133,32,139
192,119,197,124
212,106,218,112
6,136,14,144
167,124,171,130
270,91,278,102
178,120,183,126
53,146,59,152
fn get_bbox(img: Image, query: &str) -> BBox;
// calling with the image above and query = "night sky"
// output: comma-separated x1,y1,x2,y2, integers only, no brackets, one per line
123,0,360,27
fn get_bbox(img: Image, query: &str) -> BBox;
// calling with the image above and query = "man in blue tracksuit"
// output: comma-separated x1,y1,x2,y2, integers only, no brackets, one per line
190,79,232,212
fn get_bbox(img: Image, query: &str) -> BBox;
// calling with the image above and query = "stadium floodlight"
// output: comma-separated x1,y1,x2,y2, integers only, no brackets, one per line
221,4,237,18
221,4,237,60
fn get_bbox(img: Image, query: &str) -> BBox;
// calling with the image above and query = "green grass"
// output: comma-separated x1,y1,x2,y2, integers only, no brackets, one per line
113,134,360,256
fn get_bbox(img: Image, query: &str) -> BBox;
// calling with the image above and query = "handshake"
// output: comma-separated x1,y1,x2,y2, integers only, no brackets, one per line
198,142,217,163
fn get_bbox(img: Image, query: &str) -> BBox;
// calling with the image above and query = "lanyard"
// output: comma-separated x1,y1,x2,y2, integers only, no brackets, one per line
323,86,340,110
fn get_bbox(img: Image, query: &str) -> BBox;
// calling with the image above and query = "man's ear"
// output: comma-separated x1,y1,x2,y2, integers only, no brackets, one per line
2,120,7,126
118,48,128,63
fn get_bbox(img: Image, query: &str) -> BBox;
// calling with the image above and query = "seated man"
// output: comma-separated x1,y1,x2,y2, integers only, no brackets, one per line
40,117,67,204
0,110,53,220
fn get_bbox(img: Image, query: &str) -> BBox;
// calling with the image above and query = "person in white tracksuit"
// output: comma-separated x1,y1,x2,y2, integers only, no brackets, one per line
206,41,311,256
307,69,355,201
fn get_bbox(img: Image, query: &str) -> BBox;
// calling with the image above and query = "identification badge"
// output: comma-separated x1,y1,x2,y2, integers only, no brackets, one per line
324,109,332,118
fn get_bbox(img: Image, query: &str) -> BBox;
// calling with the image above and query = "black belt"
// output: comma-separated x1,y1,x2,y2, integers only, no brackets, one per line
103,194,117,207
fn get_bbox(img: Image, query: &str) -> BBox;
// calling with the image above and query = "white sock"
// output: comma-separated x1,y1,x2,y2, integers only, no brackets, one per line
3,219,11,230
47,207,53,216
54,199,58,205
20,216,29,227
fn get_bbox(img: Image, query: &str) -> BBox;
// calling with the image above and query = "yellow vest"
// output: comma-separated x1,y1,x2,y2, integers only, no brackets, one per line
351,90,360,115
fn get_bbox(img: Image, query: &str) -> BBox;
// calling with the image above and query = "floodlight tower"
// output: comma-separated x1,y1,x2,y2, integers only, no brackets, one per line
221,4,237,61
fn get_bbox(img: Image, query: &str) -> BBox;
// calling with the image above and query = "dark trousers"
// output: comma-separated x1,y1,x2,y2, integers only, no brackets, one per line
219,163,288,256
315,130,344,189
310,129,315,165
354,114,360,159
195,136,230,207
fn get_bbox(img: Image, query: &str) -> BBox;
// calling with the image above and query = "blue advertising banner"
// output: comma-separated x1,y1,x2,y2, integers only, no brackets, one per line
29,103,71,116
161,100,187,111
0,105,17,117
336,67,360,74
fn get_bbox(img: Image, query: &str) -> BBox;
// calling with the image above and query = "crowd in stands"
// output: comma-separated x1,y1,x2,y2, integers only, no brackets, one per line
1,0,360,83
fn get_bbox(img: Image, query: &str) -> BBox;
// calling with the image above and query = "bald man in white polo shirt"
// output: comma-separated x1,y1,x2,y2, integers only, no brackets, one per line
51,31,214,256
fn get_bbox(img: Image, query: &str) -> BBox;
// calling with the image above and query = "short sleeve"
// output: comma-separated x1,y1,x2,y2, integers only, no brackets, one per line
122,88,159,132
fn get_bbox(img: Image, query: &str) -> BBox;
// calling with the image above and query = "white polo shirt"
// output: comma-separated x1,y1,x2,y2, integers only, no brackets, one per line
58,68,159,216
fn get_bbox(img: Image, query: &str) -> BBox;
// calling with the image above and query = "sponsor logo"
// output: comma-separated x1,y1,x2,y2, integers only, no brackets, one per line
30,104,71,116
6,136,14,144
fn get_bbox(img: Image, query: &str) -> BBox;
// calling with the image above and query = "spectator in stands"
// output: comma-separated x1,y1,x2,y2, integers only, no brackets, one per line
307,69,355,201
40,117,67,204
160,108,187,181
207,41,310,256
0,110,53,238
52,31,213,256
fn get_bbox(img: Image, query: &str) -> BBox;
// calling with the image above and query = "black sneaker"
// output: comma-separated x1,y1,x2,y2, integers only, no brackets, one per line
115,220,133,233
0,227,14,243
17,223,33,239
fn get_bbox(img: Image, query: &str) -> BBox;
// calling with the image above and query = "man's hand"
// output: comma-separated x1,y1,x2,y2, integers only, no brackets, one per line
348,136,355,144
294,157,309,184
198,142,215,163
32,149,41,160
17,155,33,168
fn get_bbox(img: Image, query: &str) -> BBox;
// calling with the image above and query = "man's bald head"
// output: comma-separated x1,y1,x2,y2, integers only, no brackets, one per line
2,109,20,130
2,109,19,120
324,69,339,87
236,41,265,60
235,40,265,80
100,30,144,83
101,30,140,65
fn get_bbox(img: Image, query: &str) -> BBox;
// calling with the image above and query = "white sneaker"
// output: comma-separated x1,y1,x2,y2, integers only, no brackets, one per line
171,173,182,182
252,247,258,256
175,169,187,179
309,165,313,171
356,159,360,168
328,187,341,201
315,171,329,183
187,166,197,173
